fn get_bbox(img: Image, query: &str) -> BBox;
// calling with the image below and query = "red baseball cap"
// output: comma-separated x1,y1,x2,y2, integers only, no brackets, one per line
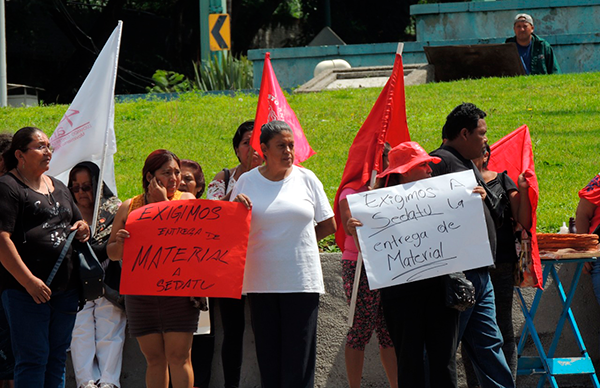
376,141,441,178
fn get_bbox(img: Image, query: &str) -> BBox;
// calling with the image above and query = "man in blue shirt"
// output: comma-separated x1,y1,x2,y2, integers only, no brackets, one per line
506,13,560,75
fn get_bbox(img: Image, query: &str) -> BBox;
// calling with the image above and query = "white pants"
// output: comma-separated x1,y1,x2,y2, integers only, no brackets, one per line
70,297,127,388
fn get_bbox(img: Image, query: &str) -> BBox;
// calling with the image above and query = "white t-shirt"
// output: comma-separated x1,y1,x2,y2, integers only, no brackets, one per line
231,165,334,293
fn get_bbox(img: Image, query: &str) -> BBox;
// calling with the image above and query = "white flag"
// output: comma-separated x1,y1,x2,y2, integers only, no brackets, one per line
48,21,122,196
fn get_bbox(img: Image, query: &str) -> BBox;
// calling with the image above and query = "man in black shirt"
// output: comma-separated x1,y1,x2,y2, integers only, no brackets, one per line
430,103,515,388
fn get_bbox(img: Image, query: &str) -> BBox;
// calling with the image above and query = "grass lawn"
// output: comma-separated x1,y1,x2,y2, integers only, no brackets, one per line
1,72,598,237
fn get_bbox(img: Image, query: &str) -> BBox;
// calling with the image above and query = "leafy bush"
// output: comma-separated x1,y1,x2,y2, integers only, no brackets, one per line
146,70,191,93
192,52,254,91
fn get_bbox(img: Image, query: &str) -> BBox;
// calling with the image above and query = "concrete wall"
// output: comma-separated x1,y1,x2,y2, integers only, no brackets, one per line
66,253,600,387
248,0,600,89
412,0,600,41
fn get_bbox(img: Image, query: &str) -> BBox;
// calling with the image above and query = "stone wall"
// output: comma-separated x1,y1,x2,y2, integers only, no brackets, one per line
66,253,600,387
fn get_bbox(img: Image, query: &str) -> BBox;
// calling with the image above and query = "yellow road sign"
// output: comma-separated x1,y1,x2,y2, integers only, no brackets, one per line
209,13,230,51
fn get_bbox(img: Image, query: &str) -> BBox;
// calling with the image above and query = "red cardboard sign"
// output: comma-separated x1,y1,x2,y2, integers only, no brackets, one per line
121,199,251,298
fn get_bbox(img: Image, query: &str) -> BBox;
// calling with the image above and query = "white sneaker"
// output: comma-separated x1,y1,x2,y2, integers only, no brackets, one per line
99,384,116,388
80,381,98,388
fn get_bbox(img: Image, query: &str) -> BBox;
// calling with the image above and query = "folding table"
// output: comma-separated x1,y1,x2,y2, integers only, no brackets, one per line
516,252,599,388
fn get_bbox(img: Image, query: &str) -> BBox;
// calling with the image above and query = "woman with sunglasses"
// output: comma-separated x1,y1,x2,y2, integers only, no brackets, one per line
0,127,89,387
68,162,126,388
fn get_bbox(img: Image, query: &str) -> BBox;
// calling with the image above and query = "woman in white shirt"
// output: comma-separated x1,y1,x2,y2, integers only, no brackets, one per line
232,120,336,388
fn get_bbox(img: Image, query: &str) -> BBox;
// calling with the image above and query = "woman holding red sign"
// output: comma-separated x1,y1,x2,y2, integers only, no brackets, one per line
107,150,197,388
232,121,336,388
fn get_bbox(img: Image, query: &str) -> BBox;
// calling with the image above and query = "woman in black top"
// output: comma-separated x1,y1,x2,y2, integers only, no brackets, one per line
0,127,89,388
461,144,531,385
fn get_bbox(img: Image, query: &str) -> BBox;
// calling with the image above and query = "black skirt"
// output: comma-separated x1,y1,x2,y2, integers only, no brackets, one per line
125,295,200,337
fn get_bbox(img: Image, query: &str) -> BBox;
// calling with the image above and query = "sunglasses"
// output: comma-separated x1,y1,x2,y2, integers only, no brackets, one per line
70,184,92,193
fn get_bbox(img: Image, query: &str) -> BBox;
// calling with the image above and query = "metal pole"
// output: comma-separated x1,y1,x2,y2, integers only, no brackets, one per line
0,0,7,107
200,0,210,63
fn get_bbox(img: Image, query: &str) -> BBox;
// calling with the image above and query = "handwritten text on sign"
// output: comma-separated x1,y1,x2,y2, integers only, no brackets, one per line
121,199,251,298
347,170,493,289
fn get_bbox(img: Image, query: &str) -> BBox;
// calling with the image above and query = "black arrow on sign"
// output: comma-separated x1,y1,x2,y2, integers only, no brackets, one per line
211,15,228,49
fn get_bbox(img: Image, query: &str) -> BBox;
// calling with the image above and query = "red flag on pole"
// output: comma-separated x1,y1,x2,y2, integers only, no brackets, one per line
333,47,411,251
488,125,542,288
250,52,315,164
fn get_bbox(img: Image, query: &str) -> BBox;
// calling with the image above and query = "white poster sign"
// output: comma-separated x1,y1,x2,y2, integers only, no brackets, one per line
347,170,493,289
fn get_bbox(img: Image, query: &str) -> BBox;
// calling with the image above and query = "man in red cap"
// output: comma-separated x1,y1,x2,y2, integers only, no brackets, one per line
430,103,515,388
506,13,560,75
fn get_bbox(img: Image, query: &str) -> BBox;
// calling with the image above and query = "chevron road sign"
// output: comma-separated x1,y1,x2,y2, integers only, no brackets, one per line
209,13,230,51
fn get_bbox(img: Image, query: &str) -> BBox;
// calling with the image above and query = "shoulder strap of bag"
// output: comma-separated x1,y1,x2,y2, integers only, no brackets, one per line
223,168,231,194
45,230,77,286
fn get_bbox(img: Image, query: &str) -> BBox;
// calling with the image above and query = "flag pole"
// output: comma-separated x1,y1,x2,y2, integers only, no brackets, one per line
344,43,408,326
91,21,122,236
347,170,379,327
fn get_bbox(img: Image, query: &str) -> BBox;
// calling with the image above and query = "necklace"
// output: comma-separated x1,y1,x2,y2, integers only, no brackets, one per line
16,168,55,206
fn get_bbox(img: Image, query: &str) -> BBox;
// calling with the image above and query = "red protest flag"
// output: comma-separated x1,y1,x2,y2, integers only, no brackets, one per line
488,125,542,288
333,47,411,251
250,52,315,164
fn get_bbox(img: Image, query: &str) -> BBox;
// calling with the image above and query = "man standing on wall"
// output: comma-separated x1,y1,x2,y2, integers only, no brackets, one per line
506,13,560,75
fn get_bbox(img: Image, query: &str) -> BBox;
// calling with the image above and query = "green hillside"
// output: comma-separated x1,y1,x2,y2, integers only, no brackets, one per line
1,72,599,234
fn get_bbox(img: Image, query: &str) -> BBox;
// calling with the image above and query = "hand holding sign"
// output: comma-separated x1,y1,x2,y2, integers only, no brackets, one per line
347,170,493,289
121,199,251,298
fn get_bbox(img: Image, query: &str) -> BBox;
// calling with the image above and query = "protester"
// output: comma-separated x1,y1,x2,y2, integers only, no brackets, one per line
232,120,336,388
0,126,90,387
0,133,14,388
201,120,262,388
337,142,397,388
347,141,469,387
180,159,205,198
460,144,531,384
506,13,560,75
206,120,262,201
68,162,126,388
107,149,198,388
175,158,210,388
575,174,600,309
430,103,515,388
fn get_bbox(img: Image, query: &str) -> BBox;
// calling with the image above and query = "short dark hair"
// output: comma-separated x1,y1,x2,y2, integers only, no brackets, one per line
3,127,44,171
0,132,13,175
142,149,181,191
443,103,487,141
181,159,205,198
0,133,13,155
259,120,293,145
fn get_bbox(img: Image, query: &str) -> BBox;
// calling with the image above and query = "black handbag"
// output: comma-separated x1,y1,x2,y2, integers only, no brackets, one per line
478,178,509,229
444,272,476,312
46,230,105,310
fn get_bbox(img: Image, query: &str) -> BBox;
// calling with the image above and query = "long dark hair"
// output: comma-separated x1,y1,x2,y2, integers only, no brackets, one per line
374,173,402,189
142,150,181,191
3,127,43,171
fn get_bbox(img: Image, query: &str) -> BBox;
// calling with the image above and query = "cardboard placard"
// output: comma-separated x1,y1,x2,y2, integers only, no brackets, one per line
347,170,493,289
121,199,250,298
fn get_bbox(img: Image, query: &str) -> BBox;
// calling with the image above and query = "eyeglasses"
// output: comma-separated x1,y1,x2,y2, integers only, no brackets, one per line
70,184,92,193
28,144,54,153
